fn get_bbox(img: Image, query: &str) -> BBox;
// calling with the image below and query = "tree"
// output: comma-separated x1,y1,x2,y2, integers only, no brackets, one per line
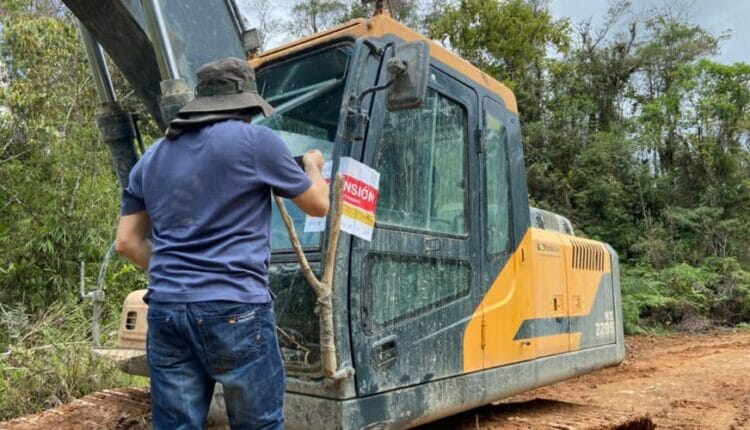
430,0,570,111
239,0,284,50
289,0,348,37
337,0,422,29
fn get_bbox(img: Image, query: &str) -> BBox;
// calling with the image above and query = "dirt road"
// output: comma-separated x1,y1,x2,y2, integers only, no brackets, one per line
2,331,749,429
428,330,750,429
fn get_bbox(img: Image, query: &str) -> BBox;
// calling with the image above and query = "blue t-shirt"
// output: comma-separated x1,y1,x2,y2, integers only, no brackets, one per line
121,120,312,303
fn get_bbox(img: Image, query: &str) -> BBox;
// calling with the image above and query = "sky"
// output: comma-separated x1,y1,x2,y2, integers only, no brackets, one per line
549,0,750,65
238,0,749,65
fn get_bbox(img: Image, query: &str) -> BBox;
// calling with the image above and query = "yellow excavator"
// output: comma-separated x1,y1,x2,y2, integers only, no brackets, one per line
68,0,625,428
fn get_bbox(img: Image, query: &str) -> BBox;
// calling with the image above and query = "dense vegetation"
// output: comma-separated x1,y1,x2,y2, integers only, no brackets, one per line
425,0,750,333
0,0,150,417
0,0,748,419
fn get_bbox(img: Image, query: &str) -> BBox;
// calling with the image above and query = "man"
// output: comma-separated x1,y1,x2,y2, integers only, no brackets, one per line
115,57,329,430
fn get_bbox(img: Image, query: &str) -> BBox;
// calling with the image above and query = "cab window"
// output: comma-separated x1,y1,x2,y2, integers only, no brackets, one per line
374,89,468,236
484,103,510,255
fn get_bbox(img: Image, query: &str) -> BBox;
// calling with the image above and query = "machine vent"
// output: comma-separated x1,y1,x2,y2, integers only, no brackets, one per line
125,311,137,330
571,241,605,271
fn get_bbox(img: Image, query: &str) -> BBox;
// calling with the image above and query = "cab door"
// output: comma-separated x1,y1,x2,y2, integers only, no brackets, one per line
478,97,535,367
349,66,481,395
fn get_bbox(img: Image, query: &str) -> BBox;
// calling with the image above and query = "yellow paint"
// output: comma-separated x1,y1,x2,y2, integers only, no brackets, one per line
463,228,611,373
342,204,376,225
250,15,518,113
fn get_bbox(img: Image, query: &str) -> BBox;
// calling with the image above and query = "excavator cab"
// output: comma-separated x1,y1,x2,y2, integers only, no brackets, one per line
74,1,625,429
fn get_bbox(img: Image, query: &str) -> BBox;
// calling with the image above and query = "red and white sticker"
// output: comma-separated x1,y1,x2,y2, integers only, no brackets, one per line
339,157,380,241
303,157,380,242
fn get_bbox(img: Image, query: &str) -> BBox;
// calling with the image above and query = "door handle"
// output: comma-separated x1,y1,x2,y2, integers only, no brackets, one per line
373,336,398,366
424,237,441,252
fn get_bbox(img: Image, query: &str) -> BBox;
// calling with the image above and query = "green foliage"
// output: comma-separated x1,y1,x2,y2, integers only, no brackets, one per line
0,3,148,312
0,5,152,418
430,0,569,120
0,301,147,419
623,259,750,333
336,0,420,27
621,265,671,334
289,0,348,37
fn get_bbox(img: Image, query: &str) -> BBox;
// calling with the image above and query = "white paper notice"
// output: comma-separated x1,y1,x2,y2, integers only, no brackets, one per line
303,160,333,233
339,157,380,242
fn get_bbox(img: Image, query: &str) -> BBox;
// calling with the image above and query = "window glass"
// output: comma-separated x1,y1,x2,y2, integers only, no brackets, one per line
160,0,246,88
253,46,351,250
368,255,470,325
374,89,468,235
485,108,510,254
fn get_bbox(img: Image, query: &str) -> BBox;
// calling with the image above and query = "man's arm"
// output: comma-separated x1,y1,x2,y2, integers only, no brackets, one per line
292,150,330,217
115,211,152,271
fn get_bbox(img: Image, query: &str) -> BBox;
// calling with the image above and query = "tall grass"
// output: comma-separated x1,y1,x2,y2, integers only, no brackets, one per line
0,300,147,420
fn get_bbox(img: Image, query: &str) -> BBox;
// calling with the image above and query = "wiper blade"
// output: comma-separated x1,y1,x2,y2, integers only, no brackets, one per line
255,78,343,125
265,78,341,103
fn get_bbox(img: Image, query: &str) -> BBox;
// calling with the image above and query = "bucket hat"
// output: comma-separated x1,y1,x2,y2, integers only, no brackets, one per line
167,57,273,137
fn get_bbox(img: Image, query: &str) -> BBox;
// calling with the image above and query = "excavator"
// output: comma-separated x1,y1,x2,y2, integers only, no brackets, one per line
66,0,625,428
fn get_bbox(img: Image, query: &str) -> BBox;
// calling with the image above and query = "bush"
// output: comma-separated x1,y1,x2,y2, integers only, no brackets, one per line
622,259,750,333
0,300,147,420
621,265,672,334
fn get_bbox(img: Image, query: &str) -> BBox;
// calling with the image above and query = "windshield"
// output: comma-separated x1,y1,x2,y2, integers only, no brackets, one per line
255,46,351,251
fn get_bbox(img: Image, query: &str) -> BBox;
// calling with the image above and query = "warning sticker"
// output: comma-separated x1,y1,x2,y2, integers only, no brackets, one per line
303,157,379,241
339,157,379,241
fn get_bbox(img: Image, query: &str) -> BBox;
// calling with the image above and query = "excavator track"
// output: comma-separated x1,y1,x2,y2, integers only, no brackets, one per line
0,393,653,430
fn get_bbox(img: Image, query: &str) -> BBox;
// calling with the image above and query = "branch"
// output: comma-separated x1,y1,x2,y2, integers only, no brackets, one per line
273,194,321,292
322,175,345,286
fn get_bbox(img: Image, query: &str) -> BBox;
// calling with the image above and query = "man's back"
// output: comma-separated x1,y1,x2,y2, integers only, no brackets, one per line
123,120,311,303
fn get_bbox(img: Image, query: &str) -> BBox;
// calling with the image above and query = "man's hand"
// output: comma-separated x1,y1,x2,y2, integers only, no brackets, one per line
292,150,330,217
303,149,325,173
116,211,152,271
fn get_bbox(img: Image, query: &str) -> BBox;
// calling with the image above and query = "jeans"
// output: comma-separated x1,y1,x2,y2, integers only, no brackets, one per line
146,301,285,430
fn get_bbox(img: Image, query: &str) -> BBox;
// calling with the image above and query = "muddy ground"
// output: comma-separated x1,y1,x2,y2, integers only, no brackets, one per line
427,330,750,429
2,331,749,429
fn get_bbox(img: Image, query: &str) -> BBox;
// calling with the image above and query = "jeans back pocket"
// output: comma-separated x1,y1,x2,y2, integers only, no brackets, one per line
197,304,266,373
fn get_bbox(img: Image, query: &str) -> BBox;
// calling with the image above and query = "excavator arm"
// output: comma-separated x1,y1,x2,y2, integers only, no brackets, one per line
62,0,164,127
64,0,248,130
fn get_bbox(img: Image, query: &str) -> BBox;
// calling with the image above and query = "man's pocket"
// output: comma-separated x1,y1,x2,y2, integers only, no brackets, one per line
146,307,191,367
196,303,269,373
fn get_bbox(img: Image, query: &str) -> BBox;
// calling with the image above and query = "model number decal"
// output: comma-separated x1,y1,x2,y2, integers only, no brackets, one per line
595,311,615,337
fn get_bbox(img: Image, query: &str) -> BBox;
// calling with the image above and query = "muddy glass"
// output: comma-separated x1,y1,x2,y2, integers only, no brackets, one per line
368,255,470,326
255,46,350,251
375,89,469,235
254,46,350,373
484,109,510,255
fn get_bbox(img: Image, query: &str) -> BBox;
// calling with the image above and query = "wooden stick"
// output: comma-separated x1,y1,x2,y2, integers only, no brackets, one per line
273,174,347,379
323,174,345,286
273,194,321,292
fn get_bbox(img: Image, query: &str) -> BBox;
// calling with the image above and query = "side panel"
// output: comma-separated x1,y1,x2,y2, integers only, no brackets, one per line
464,228,618,372
566,238,617,349
532,239,570,357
